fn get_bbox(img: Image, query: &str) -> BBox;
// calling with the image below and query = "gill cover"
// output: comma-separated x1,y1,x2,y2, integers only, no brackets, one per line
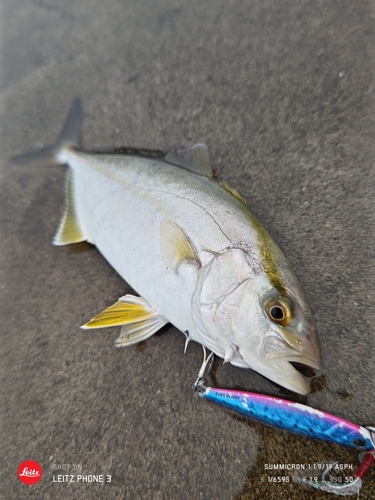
192,248,254,362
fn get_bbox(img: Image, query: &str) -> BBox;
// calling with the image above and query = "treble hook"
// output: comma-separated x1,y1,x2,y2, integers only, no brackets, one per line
293,450,375,496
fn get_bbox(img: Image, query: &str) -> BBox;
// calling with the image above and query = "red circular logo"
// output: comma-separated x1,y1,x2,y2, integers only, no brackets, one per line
18,460,43,485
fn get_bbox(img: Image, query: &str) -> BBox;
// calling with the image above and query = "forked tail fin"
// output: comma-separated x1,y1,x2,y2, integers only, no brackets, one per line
10,98,88,246
10,98,84,167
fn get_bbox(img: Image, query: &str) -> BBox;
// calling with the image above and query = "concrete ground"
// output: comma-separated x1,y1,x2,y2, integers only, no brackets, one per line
1,0,374,499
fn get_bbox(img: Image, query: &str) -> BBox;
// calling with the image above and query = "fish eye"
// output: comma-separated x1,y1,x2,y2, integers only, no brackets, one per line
270,306,284,320
265,297,293,327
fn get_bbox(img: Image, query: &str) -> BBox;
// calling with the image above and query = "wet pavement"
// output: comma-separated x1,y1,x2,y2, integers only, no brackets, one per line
1,0,374,498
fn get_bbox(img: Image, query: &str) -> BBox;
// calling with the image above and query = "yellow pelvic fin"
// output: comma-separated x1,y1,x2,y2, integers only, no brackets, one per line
81,294,168,346
115,317,168,347
81,302,152,329
53,169,87,246
160,219,200,271
81,294,156,329
218,180,247,204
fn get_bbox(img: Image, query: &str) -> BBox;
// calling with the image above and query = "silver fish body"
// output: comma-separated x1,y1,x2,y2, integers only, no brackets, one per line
12,99,322,394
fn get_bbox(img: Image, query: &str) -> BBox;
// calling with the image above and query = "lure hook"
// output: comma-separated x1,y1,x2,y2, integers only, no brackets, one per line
293,450,375,496
321,461,340,482
192,346,214,392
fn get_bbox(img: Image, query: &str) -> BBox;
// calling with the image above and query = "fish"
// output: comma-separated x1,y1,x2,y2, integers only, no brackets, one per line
198,386,375,450
11,98,322,395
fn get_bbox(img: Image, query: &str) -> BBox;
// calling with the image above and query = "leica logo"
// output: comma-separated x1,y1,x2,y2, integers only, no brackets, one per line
19,467,40,477
18,460,43,485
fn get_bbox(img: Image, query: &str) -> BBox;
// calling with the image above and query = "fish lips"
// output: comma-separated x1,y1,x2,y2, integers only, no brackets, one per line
264,329,322,395
270,359,316,395
279,350,323,394
243,355,315,395
239,335,322,395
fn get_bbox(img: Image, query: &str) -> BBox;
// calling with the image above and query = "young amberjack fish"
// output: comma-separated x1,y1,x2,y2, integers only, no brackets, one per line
12,98,322,394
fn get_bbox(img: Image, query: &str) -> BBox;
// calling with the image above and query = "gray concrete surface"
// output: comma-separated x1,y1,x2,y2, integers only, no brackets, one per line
1,0,374,499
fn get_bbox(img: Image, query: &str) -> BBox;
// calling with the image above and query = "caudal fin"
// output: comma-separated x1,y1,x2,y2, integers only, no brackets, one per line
10,98,88,246
10,98,84,166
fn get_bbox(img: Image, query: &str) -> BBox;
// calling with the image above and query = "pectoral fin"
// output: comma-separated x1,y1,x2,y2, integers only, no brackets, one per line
81,294,168,346
160,219,200,271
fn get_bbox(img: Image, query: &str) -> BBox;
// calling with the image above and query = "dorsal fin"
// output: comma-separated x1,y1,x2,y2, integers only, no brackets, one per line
165,143,213,177
52,169,87,245
218,180,247,204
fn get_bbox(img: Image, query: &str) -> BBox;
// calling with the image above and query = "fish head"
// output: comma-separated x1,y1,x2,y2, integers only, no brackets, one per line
193,248,322,395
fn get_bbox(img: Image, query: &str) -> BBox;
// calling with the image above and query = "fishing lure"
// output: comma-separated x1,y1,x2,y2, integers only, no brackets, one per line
198,385,375,451
197,382,375,495
194,347,374,496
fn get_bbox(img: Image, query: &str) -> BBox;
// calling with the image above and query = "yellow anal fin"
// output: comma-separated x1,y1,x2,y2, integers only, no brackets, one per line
160,219,200,271
218,180,247,205
53,169,87,246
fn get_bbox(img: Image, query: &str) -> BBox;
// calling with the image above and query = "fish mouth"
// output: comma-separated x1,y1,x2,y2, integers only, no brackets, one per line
265,359,314,395
239,344,322,395
272,349,323,394
286,355,322,372
257,332,323,394
235,354,319,395
276,353,322,395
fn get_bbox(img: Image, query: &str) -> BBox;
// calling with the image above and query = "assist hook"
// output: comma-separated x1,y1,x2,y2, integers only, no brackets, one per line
192,345,214,392
293,450,375,496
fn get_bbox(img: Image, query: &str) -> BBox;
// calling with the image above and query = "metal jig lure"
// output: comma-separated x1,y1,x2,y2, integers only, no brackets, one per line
194,348,375,496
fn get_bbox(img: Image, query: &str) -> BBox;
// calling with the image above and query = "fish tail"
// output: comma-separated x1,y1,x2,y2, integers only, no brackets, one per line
11,99,88,246
10,98,84,166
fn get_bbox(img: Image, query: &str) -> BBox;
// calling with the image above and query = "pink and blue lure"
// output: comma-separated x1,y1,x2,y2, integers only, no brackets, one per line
198,385,375,495
199,387,375,451
194,349,374,495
